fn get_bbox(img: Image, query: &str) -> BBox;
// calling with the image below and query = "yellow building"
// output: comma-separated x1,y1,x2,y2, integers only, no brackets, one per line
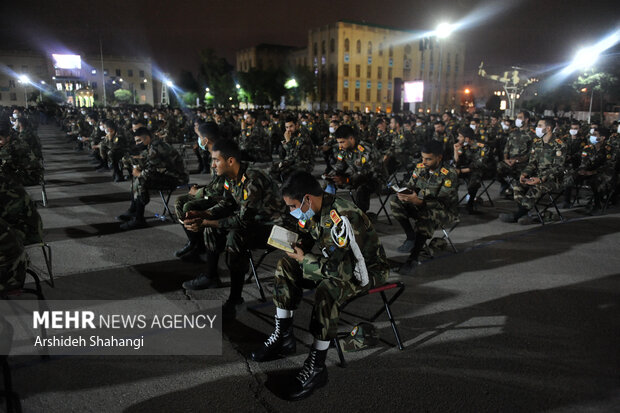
308,20,466,113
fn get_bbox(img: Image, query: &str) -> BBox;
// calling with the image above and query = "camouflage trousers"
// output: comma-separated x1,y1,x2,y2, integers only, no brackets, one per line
0,219,29,293
513,180,563,210
497,161,526,182
174,189,218,222
273,255,387,340
131,173,184,205
0,183,43,246
461,169,494,193
390,198,456,238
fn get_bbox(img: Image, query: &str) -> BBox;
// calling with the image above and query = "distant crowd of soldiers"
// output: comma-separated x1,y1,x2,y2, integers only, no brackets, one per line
2,103,619,400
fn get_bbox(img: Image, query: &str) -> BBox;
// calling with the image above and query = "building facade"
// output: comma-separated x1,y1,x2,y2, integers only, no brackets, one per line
0,50,155,107
236,44,299,72
308,21,466,113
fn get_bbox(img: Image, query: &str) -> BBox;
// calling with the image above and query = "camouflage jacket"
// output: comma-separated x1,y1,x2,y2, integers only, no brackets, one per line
279,130,315,171
387,129,417,161
209,162,286,230
238,125,272,162
455,141,494,172
522,136,567,182
141,138,188,183
432,131,455,158
0,137,43,186
579,143,616,174
565,135,587,169
0,179,43,245
406,161,459,214
504,127,534,161
18,129,43,160
334,140,385,186
296,193,389,283
375,129,391,152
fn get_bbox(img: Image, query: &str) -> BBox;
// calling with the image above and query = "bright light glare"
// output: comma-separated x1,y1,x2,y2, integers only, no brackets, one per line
435,22,454,38
18,74,30,83
563,29,620,74
166,80,173,87
52,54,81,69
284,78,298,89
40,81,46,85
236,84,241,89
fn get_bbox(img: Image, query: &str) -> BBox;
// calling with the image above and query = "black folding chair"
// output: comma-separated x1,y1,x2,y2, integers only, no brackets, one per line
1,319,22,413
24,242,54,288
533,191,565,225
245,247,277,302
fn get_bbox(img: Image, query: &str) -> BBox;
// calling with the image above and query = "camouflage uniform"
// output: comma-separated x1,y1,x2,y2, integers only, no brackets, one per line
497,127,535,182
272,130,315,181
174,172,226,221
375,129,391,153
578,142,617,202
456,141,494,193
18,128,43,160
432,131,455,160
0,136,44,186
131,138,188,204
273,193,389,340
386,129,417,172
390,161,459,238
0,178,43,246
332,141,386,212
513,137,567,210
238,125,272,162
0,218,28,293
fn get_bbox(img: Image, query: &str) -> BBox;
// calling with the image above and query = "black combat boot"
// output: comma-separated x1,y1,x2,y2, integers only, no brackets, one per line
120,199,147,230
116,199,136,221
250,317,296,362
399,232,429,275
175,228,204,258
182,252,222,290
285,347,328,401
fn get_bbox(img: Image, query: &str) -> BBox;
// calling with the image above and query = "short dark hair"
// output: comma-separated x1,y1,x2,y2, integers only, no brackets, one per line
335,124,355,140
434,120,445,127
421,140,444,156
134,127,152,139
392,116,403,126
284,115,297,124
198,121,220,140
597,127,610,138
518,110,531,121
459,127,475,139
281,171,324,202
542,117,556,130
211,138,240,161
131,119,145,126
103,120,116,131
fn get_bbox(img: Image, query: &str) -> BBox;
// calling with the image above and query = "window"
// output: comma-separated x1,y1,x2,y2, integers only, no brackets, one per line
344,38,350,52
379,43,383,56
355,88,360,101
355,64,361,77
343,88,349,101
389,45,393,57
377,89,381,101
139,70,145,77
387,91,392,101
343,64,349,77
367,41,372,55
10,93,17,101
321,40,326,54
140,83,145,90
92,82,97,89
378,67,382,79
94,94,99,101
367,65,371,78
115,69,121,76
128,69,133,77
388,68,392,80
8,80,15,88
313,42,318,55
356,40,361,54
330,38,335,53
366,89,370,101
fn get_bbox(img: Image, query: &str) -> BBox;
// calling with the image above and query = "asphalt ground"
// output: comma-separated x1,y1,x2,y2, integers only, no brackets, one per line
4,123,620,413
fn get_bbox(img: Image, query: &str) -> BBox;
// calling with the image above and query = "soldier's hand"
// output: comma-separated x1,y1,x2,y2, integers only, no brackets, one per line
286,246,305,263
519,174,529,184
527,177,541,185
284,130,291,142
185,210,210,220
332,175,347,185
132,167,142,177
183,218,203,232
188,185,199,196
398,192,421,205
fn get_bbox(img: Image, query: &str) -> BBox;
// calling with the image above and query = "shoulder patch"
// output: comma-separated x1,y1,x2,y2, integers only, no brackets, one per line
477,142,485,147
416,163,425,169
298,219,306,228
444,179,452,188
555,138,563,145
440,167,449,175
243,189,248,200
357,144,365,152
337,153,344,161
330,209,341,225
241,175,246,183
223,180,230,190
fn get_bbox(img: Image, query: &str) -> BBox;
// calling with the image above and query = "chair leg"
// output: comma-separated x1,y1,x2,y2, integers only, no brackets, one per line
333,337,347,367
3,358,23,413
41,182,48,207
549,193,564,222
41,243,54,288
481,180,495,206
442,227,458,253
376,192,393,225
248,254,266,302
380,291,404,350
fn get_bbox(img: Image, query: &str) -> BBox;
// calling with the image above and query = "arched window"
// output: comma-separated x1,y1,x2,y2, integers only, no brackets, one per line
389,45,393,57
330,38,335,53
321,40,326,54
356,40,361,54
378,43,383,56
344,38,350,52
313,42,318,56
367,41,373,55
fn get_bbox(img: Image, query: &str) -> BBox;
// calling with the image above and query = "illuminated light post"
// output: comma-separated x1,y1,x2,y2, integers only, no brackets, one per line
571,46,600,123
434,22,454,112
18,74,30,108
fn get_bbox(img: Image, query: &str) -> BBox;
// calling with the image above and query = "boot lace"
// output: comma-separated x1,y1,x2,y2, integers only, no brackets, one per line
296,350,316,383
264,319,282,347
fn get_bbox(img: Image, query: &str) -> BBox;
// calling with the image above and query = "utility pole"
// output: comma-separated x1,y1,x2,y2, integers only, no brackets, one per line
100,35,106,107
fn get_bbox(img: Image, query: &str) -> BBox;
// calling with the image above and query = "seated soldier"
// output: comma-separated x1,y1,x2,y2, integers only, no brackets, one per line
102,120,130,182
250,171,389,401
116,127,189,230
0,177,43,247
238,111,272,163
500,117,566,224
324,125,385,213
181,139,288,319
390,140,459,274
15,117,43,161
270,116,315,182
0,121,43,186
0,218,29,293
496,111,535,197
173,122,227,262
383,116,416,175
562,119,587,208
577,127,616,215
453,127,494,214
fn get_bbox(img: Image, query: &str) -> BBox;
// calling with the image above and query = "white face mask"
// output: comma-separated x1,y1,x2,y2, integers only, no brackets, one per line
469,124,476,131
589,135,599,145
415,122,422,127
12,113,18,119
81,111,86,115
88,121,93,125
535,127,545,138
12,125,19,131
515,118,523,128
329,126,336,134
99,125,105,131
501,123,509,131
617,124,620,134
463,141,468,146
569,129,578,136
243,114,248,120
302,121,307,125
144,115,149,119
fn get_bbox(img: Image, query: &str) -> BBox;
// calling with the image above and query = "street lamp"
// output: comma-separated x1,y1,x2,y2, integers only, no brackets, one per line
166,80,173,87
17,74,30,108
434,22,454,112
235,83,240,89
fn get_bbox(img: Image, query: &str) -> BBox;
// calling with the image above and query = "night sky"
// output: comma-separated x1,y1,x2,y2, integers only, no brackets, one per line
1,0,618,79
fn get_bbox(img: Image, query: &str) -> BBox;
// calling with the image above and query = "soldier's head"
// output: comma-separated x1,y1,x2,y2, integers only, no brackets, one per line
133,127,153,146
458,126,475,145
103,120,117,136
590,127,608,145
516,111,530,128
442,112,452,123
469,118,479,132
335,125,356,150
211,138,241,177
329,120,340,135
433,120,445,133
246,111,257,126
390,116,402,131
569,120,581,138
197,121,220,151
375,117,386,131
420,140,444,170
491,114,499,126
281,170,324,218
284,116,297,134
131,119,145,132
536,118,555,138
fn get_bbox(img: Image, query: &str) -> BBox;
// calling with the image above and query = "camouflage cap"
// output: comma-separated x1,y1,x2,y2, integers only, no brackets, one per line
339,322,379,352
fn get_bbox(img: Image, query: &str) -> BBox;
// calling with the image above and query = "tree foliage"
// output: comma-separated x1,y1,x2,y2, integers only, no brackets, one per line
197,49,236,107
113,89,133,103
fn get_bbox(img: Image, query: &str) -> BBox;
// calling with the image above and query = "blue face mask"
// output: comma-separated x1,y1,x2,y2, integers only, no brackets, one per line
589,135,599,145
197,136,206,150
290,197,315,222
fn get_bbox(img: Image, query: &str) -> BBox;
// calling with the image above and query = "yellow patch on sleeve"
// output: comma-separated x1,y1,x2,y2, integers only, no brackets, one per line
357,144,365,152
417,163,425,169
243,189,248,200
241,175,246,183
440,167,449,175
444,179,452,188
477,143,485,147
114,137,119,143
361,156,367,164
555,139,563,145
330,209,341,225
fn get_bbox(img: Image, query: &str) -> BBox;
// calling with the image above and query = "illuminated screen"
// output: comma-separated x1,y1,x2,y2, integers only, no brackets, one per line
52,54,82,69
403,81,424,103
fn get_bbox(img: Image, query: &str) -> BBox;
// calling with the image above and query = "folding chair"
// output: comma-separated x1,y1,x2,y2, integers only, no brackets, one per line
154,183,191,222
25,242,53,288
459,178,496,207
40,177,48,208
1,319,22,413
533,191,565,225
332,281,405,367
245,247,277,302
348,188,393,225
440,219,459,253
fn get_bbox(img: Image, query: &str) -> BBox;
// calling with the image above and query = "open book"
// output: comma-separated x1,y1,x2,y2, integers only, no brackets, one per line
390,185,413,194
267,225,299,253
